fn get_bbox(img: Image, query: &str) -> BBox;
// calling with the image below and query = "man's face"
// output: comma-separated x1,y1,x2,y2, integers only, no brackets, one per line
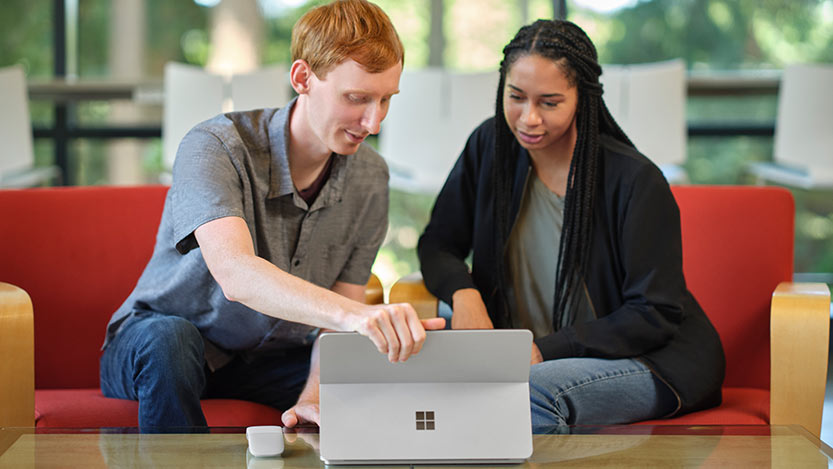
305,59,402,156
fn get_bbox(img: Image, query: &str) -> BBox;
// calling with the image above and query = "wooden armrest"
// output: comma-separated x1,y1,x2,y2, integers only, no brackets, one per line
0,282,35,427
389,273,439,320
365,273,384,305
770,281,831,438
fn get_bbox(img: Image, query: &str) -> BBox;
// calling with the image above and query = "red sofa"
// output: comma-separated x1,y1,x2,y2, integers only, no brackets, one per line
0,185,383,428
390,186,831,436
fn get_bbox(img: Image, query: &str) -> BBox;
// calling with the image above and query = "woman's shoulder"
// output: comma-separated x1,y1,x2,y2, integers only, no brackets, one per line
599,133,667,189
468,116,497,148
454,116,500,171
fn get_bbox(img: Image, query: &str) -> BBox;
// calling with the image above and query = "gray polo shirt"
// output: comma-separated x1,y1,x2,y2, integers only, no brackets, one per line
104,98,389,362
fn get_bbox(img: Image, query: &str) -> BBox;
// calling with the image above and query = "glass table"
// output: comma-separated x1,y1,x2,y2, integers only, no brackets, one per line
1,425,831,468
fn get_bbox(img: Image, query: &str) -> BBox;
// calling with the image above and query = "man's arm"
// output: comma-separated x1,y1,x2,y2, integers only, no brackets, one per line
195,216,442,362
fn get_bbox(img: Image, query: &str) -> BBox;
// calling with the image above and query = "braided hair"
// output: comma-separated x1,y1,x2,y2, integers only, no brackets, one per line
492,19,633,329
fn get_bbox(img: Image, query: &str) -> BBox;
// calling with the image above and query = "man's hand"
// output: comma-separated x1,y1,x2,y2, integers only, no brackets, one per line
283,334,324,429
348,303,445,362
451,288,494,330
281,397,319,428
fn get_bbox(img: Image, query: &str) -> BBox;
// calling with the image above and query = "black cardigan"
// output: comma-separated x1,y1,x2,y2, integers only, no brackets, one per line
418,118,725,417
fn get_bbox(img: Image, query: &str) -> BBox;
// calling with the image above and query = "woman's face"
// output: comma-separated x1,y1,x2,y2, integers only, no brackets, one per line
502,54,578,158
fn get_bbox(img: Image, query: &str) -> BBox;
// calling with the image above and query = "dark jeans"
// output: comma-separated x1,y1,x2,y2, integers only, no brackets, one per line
100,312,311,431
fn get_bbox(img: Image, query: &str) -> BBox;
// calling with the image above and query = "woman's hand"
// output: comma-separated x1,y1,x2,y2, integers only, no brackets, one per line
451,288,494,329
530,343,543,365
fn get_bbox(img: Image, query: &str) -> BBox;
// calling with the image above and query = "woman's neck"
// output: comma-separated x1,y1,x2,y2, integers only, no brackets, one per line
527,122,577,197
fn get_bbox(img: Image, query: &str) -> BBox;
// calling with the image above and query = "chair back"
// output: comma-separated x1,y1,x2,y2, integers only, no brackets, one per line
0,65,35,180
672,185,794,389
378,68,498,194
0,186,168,389
774,63,833,186
601,59,687,182
163,62,291,171
162,63,225,170
230,65,290,112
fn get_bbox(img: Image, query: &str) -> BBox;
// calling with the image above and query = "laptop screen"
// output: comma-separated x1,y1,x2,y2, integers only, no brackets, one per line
319,329,533,465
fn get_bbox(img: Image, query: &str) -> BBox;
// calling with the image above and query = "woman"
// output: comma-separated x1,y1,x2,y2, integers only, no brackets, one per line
418,19,724,431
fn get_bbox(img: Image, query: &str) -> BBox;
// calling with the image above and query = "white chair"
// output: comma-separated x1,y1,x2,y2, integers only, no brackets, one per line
379,68,498,194
163,63,225,171
230,65,290,112
749,63,833,189
600,59,688,183
0,65,60,188
162,63,290,172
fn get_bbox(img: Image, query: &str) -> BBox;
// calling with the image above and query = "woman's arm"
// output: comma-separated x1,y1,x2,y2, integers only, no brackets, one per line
534,163,688,361
418,121,491,305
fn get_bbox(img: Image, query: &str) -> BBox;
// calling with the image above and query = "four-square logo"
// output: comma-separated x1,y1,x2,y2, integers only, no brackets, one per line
416,411,435,430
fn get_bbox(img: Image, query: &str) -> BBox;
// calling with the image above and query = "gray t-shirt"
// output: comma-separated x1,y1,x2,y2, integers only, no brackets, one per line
104,98,389,364
506,172,594,338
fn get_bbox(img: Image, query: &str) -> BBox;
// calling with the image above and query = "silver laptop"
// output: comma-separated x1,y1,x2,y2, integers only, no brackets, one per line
319,329,533,465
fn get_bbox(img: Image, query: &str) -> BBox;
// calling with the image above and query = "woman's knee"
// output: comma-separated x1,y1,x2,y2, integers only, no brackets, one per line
528,361,574,427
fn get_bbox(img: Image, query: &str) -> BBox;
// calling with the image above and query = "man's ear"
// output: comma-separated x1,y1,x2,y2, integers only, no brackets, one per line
290,59,313,95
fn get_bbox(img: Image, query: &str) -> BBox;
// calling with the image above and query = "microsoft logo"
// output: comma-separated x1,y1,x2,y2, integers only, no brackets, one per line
416,411,435,430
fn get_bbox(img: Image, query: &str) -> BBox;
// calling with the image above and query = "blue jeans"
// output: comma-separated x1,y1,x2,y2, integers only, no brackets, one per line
100,312,311,431
529,357,677,433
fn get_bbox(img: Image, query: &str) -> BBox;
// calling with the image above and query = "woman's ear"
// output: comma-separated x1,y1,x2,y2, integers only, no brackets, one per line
289,59,313,95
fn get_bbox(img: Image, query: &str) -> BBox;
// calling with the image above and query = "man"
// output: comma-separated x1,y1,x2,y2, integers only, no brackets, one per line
100,0,444,431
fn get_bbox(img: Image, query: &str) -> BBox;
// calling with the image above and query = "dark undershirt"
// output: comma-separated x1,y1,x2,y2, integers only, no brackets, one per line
298,154,334,206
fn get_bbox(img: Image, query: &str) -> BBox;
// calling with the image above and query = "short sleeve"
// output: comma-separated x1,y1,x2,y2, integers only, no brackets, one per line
170,127,245,254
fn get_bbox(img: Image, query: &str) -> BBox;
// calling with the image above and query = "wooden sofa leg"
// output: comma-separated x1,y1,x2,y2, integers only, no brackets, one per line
0,282,35,427
770,281,831,438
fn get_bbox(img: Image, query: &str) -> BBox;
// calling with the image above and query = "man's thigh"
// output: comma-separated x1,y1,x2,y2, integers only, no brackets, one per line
100,312,205,400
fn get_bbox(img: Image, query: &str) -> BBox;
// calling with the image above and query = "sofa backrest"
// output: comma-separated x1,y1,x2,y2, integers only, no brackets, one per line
0,185,795,391
672,186,794,390
0,185,168,389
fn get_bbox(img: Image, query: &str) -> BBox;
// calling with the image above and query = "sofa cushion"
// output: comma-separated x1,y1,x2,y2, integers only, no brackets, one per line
636,387,769,426
35,389,284,428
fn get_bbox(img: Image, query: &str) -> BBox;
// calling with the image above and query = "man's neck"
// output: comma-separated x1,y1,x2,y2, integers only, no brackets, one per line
287,97,333,190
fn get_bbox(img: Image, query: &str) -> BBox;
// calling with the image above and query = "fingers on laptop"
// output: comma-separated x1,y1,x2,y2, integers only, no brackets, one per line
421,317,446,331
356,303,427,362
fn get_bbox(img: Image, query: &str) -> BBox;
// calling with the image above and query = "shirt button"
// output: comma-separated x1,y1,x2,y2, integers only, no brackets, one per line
294,259,300,266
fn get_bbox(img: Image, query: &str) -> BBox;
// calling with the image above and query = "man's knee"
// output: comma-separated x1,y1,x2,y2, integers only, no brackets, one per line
137,315,203,355
129,315,205,381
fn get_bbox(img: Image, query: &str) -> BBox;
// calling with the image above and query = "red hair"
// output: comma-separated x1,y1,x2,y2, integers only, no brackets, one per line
291,0,404,78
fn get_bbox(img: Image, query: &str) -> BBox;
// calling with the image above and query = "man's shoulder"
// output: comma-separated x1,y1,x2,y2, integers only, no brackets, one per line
193,109,278,142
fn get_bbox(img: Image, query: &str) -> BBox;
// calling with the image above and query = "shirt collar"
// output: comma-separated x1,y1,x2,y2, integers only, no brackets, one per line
267,97,297,199
266,97,350,210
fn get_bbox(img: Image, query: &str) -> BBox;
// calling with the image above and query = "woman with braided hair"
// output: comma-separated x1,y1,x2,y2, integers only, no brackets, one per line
418,19,724,431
